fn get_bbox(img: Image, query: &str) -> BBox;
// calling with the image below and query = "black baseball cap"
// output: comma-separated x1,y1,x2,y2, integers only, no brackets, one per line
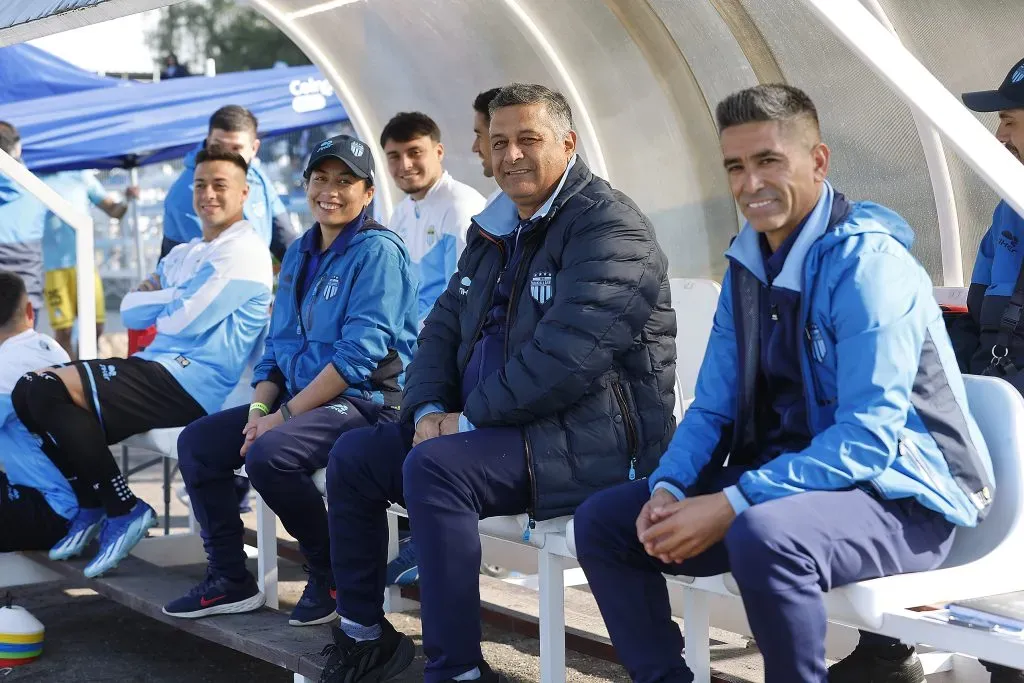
962,57,1024,112
304,134,375,184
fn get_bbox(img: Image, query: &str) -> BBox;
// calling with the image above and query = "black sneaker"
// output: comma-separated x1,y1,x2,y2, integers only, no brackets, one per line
441,661,510,682
828,642,925,683
289,565,338,627
162,572,264,619
318,618,414,683
986,661,1024,683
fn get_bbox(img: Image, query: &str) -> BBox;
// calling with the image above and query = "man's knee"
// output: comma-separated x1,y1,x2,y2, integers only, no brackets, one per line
724,504,792,581
326,427,387,500
574,482,647,562
12,372,71,426
243,430,291,488
401,441,446,503
177,418,241,479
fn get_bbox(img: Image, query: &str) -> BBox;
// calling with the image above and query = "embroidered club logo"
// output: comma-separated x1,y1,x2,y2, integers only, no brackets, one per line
323,275,340,301
328,403,349,415
1013,65,1024,84
350,140,365,157
100,364,117,382
317,139,334,151
807,324,827,363
426,226,437,247
459,276,471,296
530,272,553,305
999,229,1019,253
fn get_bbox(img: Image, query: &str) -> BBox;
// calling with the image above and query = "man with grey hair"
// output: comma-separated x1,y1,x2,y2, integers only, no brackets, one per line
316,82,676,683
573,84,992,682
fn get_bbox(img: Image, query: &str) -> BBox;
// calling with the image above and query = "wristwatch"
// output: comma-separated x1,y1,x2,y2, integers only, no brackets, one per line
280,401,294,421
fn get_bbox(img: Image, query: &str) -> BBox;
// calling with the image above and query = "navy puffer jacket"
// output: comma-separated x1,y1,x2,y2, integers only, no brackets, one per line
402,158,676,520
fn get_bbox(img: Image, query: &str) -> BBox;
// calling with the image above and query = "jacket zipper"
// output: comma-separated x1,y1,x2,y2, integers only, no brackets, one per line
458,231,504,376
898,437,944,495
612,381,639,480
290,252,333,392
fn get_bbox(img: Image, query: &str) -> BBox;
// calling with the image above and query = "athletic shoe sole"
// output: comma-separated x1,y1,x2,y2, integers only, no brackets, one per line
162,591,266,619
49,521,103,561
83,507,158,578
289,610,339,627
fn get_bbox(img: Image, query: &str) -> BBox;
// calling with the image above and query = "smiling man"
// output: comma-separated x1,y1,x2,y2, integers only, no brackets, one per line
572,84,994,683
12,147,273,579
832,60,1024,683
382,111,485,325
316,83,675,683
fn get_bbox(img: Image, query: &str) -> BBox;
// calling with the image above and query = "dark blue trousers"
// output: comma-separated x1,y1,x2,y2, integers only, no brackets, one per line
177,397,387,580
326,422,529,683
574,471,956,683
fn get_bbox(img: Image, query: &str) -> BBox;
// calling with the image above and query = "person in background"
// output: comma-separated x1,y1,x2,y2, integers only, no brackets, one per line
382,111,485,324
162,105,297,260
162,134,416,627
12,147,273,579
472,88,503,206
160,53,191,80
0,121,47,319
41,170,139,357
0,270,75,553
830,57,1024,683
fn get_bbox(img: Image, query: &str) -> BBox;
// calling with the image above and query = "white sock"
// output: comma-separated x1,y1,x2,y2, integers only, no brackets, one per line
339,616,382,642
453,667,481,680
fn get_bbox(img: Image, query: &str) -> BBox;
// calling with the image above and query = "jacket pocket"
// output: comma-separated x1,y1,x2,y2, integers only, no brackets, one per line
612,381,639,479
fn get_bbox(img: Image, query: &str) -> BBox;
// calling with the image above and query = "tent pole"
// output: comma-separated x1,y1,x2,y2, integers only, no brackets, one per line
130,167,146,283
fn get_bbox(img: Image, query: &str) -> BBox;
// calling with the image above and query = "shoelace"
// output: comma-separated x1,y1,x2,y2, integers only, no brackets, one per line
187,574,220,598
299,565,331,605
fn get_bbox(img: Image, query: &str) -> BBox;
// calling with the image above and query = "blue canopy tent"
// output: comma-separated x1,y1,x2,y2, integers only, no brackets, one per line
0,64,348,172
0,42,129,103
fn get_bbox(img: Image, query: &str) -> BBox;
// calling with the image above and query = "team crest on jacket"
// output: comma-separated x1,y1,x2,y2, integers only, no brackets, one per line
806,324,827,363
426,226,437,247
530,272,553,304
323,275,340,301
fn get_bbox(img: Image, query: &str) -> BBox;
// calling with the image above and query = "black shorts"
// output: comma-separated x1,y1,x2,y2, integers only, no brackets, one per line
0,472,69,552
68,356,207,444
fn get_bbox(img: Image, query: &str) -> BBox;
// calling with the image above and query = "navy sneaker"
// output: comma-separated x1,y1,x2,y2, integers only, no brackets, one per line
318,618,414,683
828,641,925,682
385,537,418,586
49,507,106,561
289,565,338,626
83,501,157,578
163,572,264,619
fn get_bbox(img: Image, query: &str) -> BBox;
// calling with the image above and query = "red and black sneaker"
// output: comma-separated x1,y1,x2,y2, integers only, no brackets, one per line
162,572,264,619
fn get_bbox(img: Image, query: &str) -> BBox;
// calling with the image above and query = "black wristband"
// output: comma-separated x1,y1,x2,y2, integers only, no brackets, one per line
280,401,293,421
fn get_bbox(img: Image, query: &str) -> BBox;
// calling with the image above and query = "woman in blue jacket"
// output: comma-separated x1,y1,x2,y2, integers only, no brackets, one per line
163,134,418,627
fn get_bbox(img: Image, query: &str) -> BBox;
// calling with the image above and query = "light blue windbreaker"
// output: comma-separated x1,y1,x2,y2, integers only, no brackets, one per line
41,170,108,272
0,330,76,519
252,218,418,407
121,220,273,414
650,182,994,527
162,145,288,246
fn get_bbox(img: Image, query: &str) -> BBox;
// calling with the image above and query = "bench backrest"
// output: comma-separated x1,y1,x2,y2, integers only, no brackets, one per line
669,277,721,421
943,375,1024,566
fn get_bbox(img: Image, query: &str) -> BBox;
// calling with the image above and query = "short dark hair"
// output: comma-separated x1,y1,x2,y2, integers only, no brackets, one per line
0,271,27,328
473,88,502,121
489,84,574,138
380,112,441,147
715,84,820,134
208,105,258,136
0,121,20,156
195,146,249,175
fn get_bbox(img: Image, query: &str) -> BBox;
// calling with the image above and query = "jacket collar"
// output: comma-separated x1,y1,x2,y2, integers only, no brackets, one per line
725,181,834,292
300,210,368,255
473,154,589,237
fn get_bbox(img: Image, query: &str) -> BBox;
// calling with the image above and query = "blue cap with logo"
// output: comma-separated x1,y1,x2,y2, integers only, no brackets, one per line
962,57,1024,112
304,134,375,184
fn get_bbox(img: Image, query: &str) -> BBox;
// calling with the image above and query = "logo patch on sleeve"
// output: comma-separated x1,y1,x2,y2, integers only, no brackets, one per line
174,355,191,368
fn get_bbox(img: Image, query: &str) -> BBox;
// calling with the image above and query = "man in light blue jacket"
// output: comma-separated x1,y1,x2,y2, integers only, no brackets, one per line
12,148,273,579
573,85,994,683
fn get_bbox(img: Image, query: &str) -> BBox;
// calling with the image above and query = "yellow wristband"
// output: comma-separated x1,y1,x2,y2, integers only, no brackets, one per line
249,402,270,415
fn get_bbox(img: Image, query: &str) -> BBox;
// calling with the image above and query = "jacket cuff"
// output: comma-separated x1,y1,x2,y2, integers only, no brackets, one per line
652,481,684,501
414,402,446,426
723,485,751,515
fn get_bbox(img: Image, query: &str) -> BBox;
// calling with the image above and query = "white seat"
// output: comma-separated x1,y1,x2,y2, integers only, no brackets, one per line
669,278,720,421
565,374,1024,682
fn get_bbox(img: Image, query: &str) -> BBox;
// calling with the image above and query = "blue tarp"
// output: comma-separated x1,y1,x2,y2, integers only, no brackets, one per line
0,1,105,32
0,43,127,103
0,65,348,172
